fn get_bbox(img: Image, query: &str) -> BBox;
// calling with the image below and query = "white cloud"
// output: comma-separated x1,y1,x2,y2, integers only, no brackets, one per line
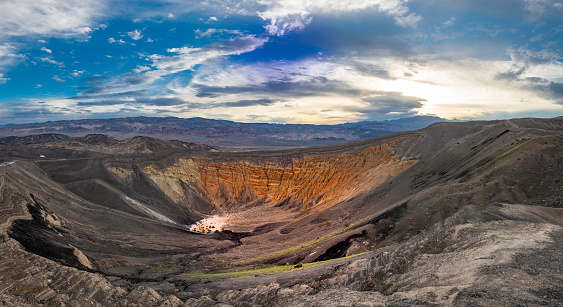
443,17,456,27
52,75,66,83
70,70,85,77
195,28,218,37
208,16,218,22
146,37,154,42
131,66,151,73
0,73,9,84
394,12,422,28
194,28,242,38
148,54,164,61
250,0,421,36
0,44,21,69
127,29,143,40
154,35,269,75
523,0,556,20
507,45,562,65
40,57,64,67
259,11,312,36
0,0,112,81
35,84,43,88
191,58,339,89
108,37,126,44
0,0,102,39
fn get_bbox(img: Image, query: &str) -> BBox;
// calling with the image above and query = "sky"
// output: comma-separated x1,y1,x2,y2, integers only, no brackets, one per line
0,0,562,125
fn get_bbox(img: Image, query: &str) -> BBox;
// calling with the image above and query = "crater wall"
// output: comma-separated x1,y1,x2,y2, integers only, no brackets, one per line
141,139,417,213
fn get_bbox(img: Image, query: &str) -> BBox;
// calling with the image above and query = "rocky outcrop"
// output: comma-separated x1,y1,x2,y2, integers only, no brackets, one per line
142,158,207,205
142,139,417,213
107,167,133,179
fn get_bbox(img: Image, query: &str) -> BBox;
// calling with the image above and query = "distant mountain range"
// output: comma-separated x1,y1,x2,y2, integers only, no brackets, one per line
0,115,449,149
0,133,213,158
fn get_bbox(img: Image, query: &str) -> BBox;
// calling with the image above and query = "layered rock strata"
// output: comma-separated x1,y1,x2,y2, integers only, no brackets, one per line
142,140,417,213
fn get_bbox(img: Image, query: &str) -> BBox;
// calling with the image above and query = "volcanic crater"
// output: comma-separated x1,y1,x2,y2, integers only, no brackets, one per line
0,118,562,306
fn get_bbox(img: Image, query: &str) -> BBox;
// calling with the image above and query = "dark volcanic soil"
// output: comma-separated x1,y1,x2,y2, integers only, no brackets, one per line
0,117,562,306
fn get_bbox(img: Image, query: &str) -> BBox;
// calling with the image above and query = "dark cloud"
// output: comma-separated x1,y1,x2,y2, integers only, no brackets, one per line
79,86,107,95
78,74,156,96
524,77,545,83
495,65,563,101
420,0,525,18
536,81,563,102
73,95,280,109
69,90,148,101
194,78,371,98
299,12,415,57
195,92,219,98
349,62,392,79
341,91,426,120
76,96,187,107
494,66,527,81
361,92,425,112
222,99,281,107
547,81,563,97
81,75,105,84
411,0,527,20
10,109,61,117
122,74,156,86
6,105,87,121
76,100,127,107
135,97,187,106
74,95,282,110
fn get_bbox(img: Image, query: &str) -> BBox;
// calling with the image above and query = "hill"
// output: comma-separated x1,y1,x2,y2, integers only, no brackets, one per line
0,134,214,162
0,117,561,305
0,115,448,149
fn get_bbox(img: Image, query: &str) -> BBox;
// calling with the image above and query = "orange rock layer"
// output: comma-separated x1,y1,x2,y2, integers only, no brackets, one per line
140,139,418,213
197,142,417,210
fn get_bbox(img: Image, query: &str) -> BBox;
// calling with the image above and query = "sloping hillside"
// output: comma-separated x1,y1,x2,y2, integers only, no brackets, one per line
0,117,562,305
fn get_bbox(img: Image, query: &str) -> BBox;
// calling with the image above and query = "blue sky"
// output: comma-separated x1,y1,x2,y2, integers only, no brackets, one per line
0,0,562,124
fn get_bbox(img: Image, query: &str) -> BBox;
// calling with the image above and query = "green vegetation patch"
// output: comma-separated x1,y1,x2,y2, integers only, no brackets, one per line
498,141,529,160
475,140,530,174
183,251,369,280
